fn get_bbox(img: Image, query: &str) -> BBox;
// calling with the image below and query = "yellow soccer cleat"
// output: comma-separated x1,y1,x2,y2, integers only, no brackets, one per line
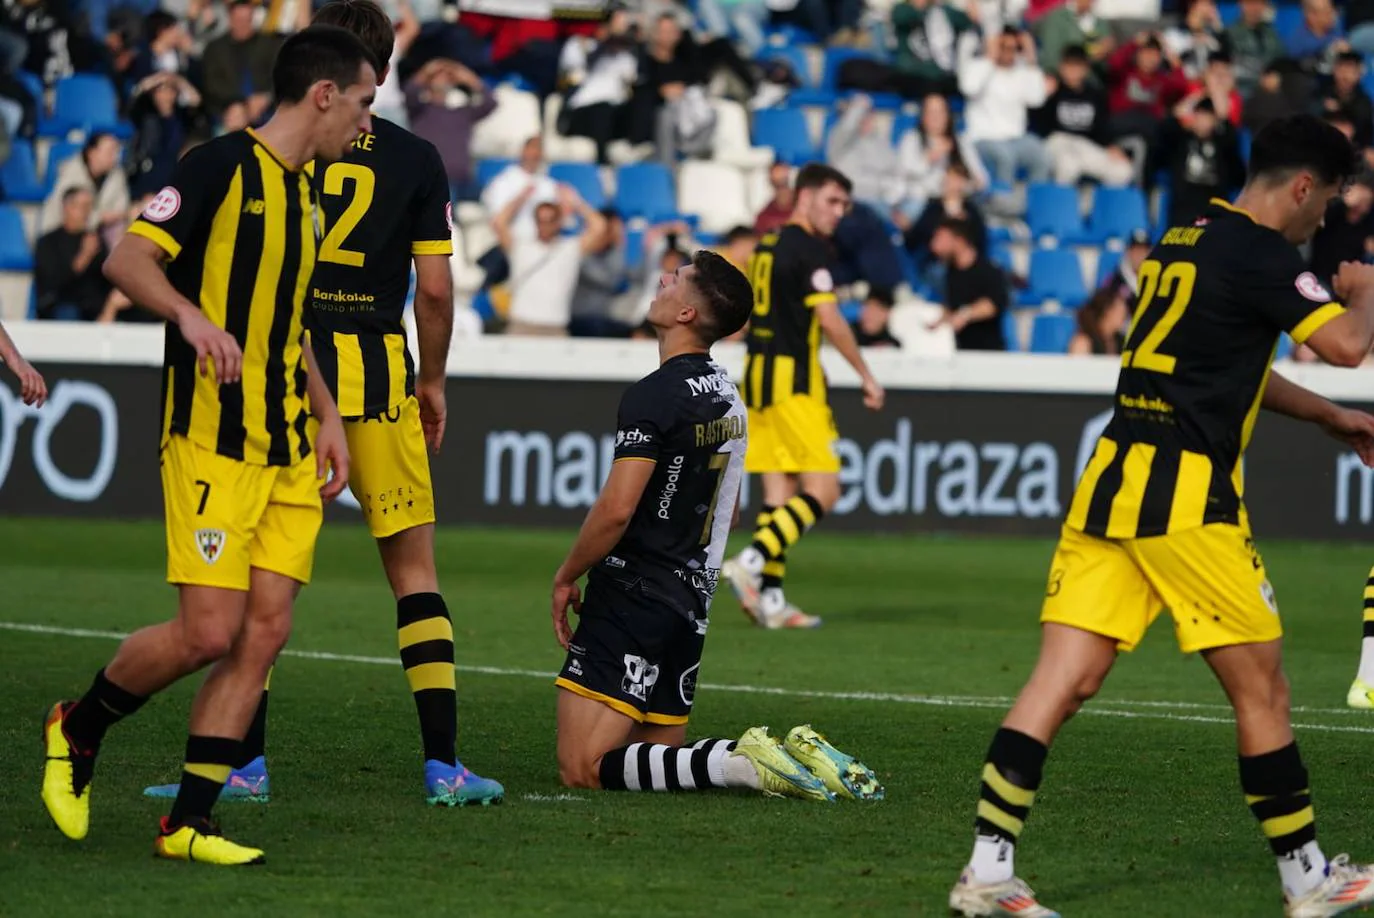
731,726,835,802
41,701,93,841
784,724,884,801
154,817,266,866
1347,679,1374,710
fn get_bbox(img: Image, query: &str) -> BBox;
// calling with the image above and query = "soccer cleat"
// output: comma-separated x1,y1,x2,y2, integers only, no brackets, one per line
783,724,884,801
1285,855,1374,917
1346,679,1374,710
425,759,505,807
154,816,265,866
41,701,93,841
949,868,1061,917
758,590,822,630
722,557,763,624
143,756,271,803
731,726,835,802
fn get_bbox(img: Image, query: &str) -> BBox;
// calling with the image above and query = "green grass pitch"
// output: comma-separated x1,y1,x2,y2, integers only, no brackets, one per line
3,518,1374,917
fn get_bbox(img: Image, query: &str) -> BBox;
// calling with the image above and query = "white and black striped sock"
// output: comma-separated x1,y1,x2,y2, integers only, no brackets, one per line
598,739,738,792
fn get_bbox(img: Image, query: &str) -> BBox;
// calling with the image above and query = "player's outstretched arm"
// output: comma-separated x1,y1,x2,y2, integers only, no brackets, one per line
103,234,243,384
1303,261,1374,368
814,299,884,410
302,337,350,502
412,253,453,453
0,319,46,406
550,459,656,648
1263,369,1374,467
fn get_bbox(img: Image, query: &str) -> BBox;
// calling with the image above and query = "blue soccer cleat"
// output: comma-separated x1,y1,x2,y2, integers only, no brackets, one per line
143,756,271,803
425,759,504,807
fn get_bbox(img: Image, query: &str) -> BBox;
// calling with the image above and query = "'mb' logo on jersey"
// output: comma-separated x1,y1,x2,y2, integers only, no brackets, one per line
241,198,266,215
195,528,226,565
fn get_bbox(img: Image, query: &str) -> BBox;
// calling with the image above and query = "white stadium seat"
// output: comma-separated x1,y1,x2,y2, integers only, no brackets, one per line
0,271,32,321
469,85,542,161
710,98,773,170
541,96,598,164
676,161,752,235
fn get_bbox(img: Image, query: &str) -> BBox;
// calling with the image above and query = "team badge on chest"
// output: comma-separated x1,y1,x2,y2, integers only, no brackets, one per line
195,528,226,565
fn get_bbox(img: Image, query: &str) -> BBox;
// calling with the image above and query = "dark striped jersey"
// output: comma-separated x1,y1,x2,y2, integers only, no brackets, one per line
1068,199,1347,539
305,117,453,418
592,353,747,625
129,129,317,467
742,224,837,410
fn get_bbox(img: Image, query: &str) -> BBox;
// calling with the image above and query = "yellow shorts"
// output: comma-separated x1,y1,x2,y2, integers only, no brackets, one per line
344,395,436,539
1040,523,1282,654
745,394,841,474
162,434,323,590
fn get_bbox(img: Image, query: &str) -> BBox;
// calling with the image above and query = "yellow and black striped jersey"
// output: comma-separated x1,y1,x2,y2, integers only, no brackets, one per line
742,224,837,410
305,117,453,418
1069,198,1347,539
129,128,317,467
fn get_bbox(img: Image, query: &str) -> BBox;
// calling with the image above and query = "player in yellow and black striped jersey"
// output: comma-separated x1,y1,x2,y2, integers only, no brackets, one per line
722,163,884,631
139,0,502,810
39,25,374,867
948,116,1374,918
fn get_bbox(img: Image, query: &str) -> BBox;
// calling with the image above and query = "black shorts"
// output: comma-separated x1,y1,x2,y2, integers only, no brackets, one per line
555,576,706,726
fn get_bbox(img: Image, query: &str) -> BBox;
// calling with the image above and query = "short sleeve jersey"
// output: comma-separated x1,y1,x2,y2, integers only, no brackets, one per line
591,354,748,624
128,129,317,467
306,117,453,418
1068,199,1347,539
742,224,837,410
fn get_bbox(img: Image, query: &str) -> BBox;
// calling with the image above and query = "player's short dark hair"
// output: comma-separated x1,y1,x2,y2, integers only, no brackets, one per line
1247,114,1358,188
723,225,756,244
794,162,852,195
272,24,378,105
688,249,752,343
313,0,394,74
936,216,979,248
1060,44,1088,64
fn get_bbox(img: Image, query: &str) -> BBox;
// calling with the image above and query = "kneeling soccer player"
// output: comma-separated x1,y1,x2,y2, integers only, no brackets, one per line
951,115,1374,918
550,250,882,802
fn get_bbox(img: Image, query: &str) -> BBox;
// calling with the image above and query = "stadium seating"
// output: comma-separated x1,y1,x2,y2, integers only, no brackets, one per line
615,163,678,222
0,206,33,270
548,162,606,209
752,107,819,164
470,85,541,160
41,74,131,138
677,161,752,234
1087,186,1149,244
710,98,774,169
44,140,84,190
1028,312,1076,354
1026,183,1086,244
1001,309,1021,351
1023,248,1088,308
1097,248,1122,288
1,141,48,202
541,96,597,163
474,158,514,191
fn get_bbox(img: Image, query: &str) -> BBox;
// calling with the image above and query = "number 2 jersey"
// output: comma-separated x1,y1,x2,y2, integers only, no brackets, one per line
306,116,453,418
1069,199,1347,540
594,353,748,625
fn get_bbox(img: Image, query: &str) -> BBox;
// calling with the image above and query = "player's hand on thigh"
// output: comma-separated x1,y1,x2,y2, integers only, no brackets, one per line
551,578,581,649
417,380,447,454
315,416,350,502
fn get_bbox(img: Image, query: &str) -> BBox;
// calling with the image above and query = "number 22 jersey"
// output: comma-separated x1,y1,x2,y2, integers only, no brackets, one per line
306,116,453,419
1069,199,1347,540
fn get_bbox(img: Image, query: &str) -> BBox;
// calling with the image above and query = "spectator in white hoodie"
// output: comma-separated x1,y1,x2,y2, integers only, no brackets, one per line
959,26,1053,194
896,91,989,220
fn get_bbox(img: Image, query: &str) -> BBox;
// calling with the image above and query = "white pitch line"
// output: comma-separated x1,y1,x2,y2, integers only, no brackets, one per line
4,620,1373,735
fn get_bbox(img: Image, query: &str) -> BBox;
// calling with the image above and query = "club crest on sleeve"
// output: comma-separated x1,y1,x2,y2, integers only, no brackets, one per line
1295,272,1332,303
445,200,455,232
195,528,226,565
811,268,834,292
143,186,182,223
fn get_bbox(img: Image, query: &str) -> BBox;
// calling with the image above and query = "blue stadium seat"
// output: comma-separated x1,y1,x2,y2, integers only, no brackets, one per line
624,225,645,271
793,47,874,106
1238,127,1252,164
474,158,514,191
989,243,1014,274
753,107,818,165
471,288,494,321
1087,186,1149,244
1272,4,1306,37
1026,183,1086,243
1,140,47,201
0,205,32,270
548,162,605,209
890,111,918,145
1154,188,1172,239
764,23,818,46
1029,312,1077,354
44,140,83,190
1216,1,1239,25
1275,332,1294,362
42,74,131,138
1024,249,1087,308
615,163,678,222
1002,309,1021,352
16,71,43,108
1097,248,1122,288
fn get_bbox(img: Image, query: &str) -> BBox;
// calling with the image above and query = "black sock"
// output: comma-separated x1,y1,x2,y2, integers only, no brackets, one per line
974,727,1047,846
63,668,147,753
397,592,457,766
168,735,240,827
235,680,269,768
598,739,737,791
1241,742,1317,857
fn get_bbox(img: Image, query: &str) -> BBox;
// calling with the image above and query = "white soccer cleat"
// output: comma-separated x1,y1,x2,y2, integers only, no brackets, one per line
1346,679,1374,710
758,590,822,630
1285,855,1374,917
949,868,1060,917
723,557,764,624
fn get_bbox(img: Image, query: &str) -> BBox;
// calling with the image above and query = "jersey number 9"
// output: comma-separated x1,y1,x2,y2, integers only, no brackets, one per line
318,162,376,268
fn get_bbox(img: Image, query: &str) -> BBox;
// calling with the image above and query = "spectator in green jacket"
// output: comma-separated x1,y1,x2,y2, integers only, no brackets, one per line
892,0,977,96
1036,0,1115,76
1226,0,1285,96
